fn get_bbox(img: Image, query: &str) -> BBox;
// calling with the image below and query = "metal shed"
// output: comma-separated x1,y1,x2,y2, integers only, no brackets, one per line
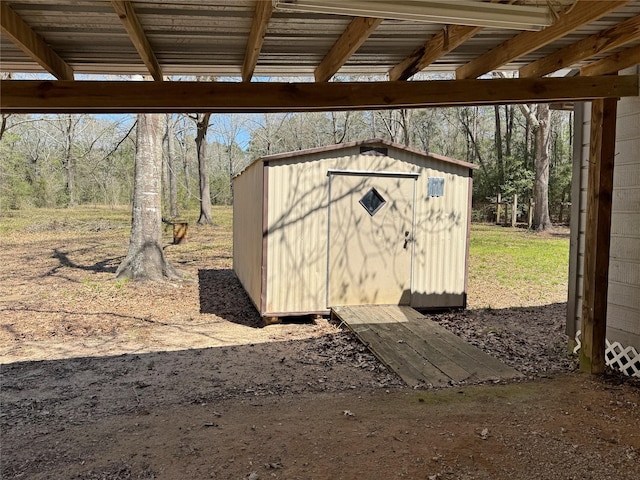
233,138,477,320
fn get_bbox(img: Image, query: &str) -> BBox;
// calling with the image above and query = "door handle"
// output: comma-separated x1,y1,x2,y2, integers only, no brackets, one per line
403,231,413,249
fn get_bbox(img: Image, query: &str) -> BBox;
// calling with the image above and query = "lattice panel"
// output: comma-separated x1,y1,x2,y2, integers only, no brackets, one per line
574,331,640,378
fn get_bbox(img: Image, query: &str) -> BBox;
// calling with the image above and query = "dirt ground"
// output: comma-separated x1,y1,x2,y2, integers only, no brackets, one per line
1,213,639,479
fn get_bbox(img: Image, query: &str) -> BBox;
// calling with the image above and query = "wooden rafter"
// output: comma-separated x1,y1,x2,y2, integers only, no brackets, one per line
111,1,163,81
0,2,73,81
520,15,640,77
456,0,630,79
581,44,640,76
315,17,383,82
389,0,517,81
1,76,636,114
242,0,274,82
389,25,483,81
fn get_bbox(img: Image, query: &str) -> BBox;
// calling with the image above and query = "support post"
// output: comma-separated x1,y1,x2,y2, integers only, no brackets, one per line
496,192,502,224
512,193,518,227
580,97,617,374
528,198,534,229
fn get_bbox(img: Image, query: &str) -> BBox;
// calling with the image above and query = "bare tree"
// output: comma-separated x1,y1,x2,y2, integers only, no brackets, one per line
519,103,552,231
192,112,213,225
164,114,179,218
116,114,181,281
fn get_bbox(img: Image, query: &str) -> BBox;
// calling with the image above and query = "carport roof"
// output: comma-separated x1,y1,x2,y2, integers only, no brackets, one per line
1,1,639,81
1,1,639,113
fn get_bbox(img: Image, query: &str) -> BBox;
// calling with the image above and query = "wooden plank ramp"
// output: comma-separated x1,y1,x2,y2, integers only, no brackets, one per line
331,305,522,387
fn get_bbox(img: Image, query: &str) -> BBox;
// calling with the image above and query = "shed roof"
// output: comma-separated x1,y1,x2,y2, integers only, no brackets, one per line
238,138,479,177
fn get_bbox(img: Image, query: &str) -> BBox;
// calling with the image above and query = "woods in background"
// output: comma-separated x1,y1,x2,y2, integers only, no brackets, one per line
0,105,573,229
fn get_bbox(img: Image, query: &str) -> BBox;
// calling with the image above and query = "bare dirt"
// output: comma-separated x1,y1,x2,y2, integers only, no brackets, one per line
1,213,639,479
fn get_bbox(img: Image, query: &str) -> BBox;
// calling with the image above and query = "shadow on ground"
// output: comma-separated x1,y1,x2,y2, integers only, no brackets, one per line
0,332,397,479
198,269,263,328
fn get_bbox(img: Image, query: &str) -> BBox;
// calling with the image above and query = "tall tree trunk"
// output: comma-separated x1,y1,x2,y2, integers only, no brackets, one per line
400,109,411,145
518,103,552,231
195,112,213,225
62,114,75,206
533,104,552,231
116,114,180,281
494,105,504,186
182,137,191,209
505,105,514,158
165,114,179,218
459,108,491,187
0,113,9,142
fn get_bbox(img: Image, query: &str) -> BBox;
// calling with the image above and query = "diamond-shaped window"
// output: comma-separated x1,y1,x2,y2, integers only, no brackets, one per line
359,187,386,216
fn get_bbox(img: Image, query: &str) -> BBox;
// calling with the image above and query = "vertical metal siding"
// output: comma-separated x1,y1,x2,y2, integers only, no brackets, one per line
232,161,264,311
262,146,472,314
265,151,333,314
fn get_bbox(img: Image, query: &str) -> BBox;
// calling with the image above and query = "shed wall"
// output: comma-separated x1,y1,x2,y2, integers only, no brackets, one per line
568,65,640,354
232,160,264,311
264,146,471,315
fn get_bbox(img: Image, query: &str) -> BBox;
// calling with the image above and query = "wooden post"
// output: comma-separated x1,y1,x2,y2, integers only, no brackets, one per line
580,97,617,374
173,222,188,244
512,193,518,227
528,198,534,229
496,192,502,224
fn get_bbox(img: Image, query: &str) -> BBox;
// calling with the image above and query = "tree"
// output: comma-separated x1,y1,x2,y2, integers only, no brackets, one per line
164,114,179,218
192,112,213,225
116,113,181,281
519,103,552,231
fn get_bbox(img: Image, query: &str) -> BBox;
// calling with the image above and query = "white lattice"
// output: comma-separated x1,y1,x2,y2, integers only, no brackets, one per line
574,330,640,378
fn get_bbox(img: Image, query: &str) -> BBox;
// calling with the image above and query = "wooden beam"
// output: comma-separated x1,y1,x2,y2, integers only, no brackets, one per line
315,17,383,82
389,25,483,81
581,44,640,76
388,0,515,81
1,76,636,114
456,1,630,79
520,15,640,77
0,2,73,81
242,0,274,82
580,97,618,374
111,1,163,81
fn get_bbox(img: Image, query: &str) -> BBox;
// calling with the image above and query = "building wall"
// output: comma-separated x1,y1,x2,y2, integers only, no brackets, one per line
232,160,264,311
263,145,472,315
568,65,640,362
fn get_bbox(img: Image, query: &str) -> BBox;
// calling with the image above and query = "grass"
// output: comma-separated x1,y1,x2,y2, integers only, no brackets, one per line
470,224,569,287
0,204,232,233
468,223,569,308
0,205,131,233
1,206,569,308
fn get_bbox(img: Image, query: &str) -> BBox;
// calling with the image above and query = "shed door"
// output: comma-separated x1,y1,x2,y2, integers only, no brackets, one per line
327,172,416,306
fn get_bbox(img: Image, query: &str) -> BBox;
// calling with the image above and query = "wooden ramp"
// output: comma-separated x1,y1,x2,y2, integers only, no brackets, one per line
331,305,522,387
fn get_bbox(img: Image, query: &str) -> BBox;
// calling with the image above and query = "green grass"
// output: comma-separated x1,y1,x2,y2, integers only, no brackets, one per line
1,206,569,304
0,204,233,234
470,224,569,289
0,206,132,233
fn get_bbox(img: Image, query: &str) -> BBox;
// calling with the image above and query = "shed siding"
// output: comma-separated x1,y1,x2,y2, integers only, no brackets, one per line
232,161,264,311
264,146,471,314
568,65,640,351
265,150,332,314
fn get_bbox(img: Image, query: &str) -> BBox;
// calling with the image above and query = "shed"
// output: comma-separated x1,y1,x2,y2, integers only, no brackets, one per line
233,139,477,319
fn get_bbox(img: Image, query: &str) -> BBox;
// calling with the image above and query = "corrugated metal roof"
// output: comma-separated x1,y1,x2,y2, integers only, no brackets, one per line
2,1,639,79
